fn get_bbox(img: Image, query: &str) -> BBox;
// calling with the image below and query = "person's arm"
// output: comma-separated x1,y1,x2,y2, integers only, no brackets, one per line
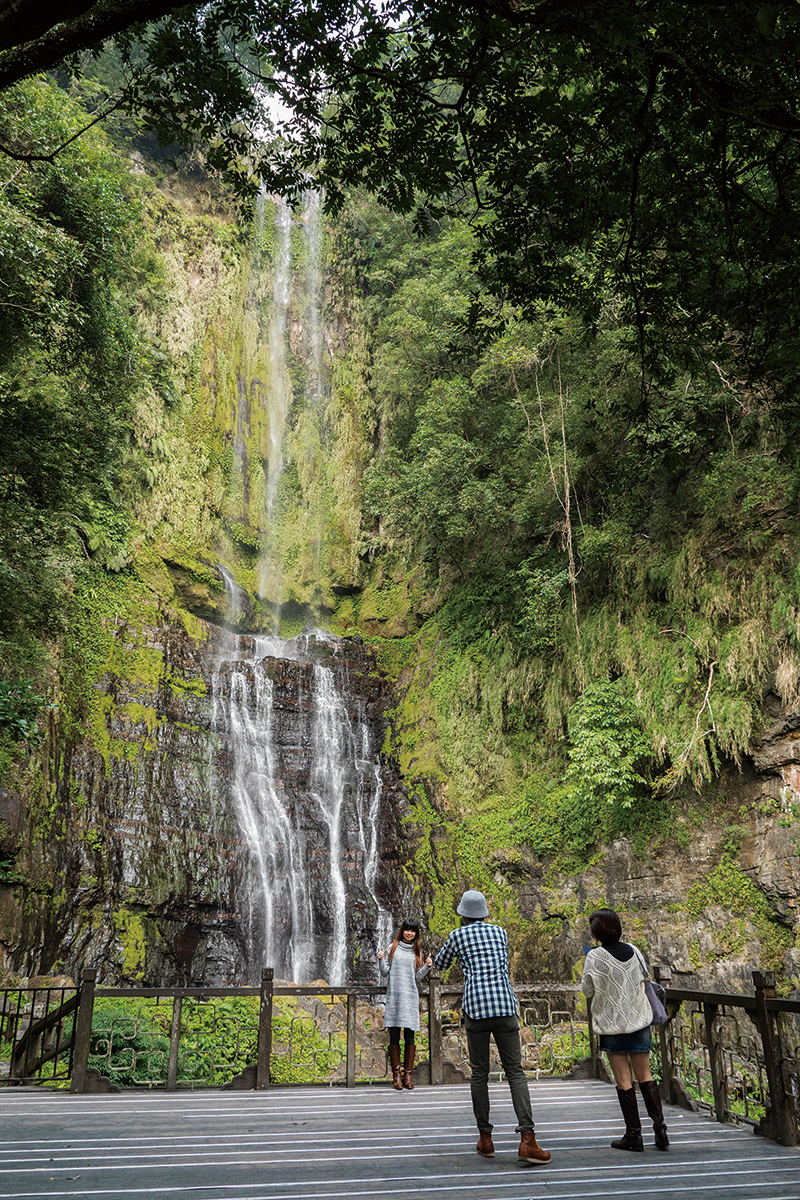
434,933,456,970
580,948,596,997
415,956,432,983
377,950,390,977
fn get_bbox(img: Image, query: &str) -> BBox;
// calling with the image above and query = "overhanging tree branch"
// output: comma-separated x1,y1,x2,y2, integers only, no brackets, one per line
0,2,104,53
0,0,201,91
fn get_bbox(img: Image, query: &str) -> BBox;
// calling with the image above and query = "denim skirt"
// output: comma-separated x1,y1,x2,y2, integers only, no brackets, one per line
599,1025,652,1054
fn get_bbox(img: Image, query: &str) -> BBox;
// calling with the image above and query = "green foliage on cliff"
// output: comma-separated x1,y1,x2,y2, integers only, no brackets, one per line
0,681,49,746
328,192,800,935
685,857,792,975
566,681,649,811
0,78,144,692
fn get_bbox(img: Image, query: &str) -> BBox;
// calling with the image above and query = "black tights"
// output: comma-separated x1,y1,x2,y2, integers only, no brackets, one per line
388,1027,415,1047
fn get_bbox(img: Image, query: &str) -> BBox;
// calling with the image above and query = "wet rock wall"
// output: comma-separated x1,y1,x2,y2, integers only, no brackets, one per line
0,597,409,987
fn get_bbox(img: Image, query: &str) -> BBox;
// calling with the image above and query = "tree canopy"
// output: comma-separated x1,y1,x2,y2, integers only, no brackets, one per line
2,2,799,411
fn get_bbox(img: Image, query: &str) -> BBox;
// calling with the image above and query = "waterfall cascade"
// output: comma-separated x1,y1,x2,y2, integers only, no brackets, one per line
212,628,394,984
214,193,395,985
266,197,293,519
303,188,325,409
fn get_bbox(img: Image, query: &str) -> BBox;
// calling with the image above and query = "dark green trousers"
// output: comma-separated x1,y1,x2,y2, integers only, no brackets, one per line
464,1013,534,1133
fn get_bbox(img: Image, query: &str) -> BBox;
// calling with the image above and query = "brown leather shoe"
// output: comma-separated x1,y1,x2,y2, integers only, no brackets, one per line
518,1131,551,1164
476,1131,495,1157
389,1044,403,1090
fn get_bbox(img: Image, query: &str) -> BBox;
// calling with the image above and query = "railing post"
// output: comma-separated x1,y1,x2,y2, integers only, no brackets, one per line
70,969,97,1094
653,966,675,1103
703,1001,729,1124
428,971,442,1086
256,968,274,1091
167,995,182,1090
346,992,357,1087
753,969,799,1146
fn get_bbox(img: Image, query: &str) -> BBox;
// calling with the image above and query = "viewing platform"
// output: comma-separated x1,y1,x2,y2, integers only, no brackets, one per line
1,1077,798,1200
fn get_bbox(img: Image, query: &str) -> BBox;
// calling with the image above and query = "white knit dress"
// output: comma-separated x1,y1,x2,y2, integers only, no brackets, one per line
581,944,652,1035
379,943,431,1030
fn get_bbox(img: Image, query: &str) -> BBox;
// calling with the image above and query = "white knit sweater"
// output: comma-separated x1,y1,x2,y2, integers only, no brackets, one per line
580,944,652,1035
379,943,431,1030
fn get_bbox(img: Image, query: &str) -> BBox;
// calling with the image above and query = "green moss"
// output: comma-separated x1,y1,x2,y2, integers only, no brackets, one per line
114,909,148,981
167,673,207,698
685,857,792,972
57,565,210,779
122,703,160,734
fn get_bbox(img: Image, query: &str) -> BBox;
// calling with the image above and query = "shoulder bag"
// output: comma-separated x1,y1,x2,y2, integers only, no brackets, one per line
633,946,668,1026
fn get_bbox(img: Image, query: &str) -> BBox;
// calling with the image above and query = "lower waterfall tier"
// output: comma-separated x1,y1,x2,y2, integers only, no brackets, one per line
212,630,398,984
4,598,409,987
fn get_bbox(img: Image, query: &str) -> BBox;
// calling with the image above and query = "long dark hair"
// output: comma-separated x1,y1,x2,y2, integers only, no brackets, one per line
388,920,423,969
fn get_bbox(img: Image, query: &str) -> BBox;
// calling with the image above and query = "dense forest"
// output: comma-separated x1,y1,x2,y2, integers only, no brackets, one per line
2,3,800,989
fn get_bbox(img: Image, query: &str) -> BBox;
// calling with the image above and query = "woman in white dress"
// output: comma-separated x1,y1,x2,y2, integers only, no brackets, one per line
378,919,433,1089
581,907,669,1152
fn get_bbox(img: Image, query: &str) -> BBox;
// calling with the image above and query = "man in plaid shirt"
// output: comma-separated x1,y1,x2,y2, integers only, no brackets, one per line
434,890,551,1164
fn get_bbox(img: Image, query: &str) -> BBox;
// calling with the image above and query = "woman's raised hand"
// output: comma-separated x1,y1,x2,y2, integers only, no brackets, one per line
377,948,385,959
425,954,433,966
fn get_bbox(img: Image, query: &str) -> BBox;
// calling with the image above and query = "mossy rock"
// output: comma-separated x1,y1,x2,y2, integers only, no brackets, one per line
163,559,228,621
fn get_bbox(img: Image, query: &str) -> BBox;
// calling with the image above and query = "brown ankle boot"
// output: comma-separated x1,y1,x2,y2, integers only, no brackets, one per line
389,1044,403,1090
476,1131,495,1157
402,1043,416,1089
518,1131,551,1163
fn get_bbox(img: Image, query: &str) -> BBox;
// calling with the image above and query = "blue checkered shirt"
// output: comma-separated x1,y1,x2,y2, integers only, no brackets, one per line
434,922,518,1019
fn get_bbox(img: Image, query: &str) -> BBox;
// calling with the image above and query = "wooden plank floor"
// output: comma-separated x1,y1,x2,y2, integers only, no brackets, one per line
0,1080,799,1200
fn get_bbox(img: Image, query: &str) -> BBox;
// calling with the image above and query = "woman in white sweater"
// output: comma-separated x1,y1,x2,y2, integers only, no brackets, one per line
581,908,669,1152
378,919,432,1089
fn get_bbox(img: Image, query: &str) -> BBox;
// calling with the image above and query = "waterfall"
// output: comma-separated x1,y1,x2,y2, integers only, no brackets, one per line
309,664,348,985
212,631,393,985
304,189,325,409
266,198,292,519
214,191,394,986
360,725,395,954
219,566,249,627
254,196,294,625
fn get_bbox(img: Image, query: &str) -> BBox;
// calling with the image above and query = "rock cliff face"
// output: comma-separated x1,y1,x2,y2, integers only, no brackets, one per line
3,155,800,1000
0,596,409,987
504,733,800,992
211,627,406,984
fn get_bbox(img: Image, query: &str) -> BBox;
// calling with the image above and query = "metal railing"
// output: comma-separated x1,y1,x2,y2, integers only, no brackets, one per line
2,963,798,1149
0,981,78,1085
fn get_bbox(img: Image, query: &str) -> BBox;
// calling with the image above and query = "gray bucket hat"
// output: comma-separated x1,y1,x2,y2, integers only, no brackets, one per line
456,889,489,919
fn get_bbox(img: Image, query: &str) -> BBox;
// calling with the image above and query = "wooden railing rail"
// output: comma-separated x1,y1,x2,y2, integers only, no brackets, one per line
0,982,79,1086
653,966,800,1148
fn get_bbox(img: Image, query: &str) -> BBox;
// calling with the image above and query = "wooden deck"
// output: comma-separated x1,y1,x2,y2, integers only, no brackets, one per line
1,1079,799,1200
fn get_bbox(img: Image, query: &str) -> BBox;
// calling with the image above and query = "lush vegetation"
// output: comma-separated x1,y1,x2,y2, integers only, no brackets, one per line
0,76,148,777
1,7,798,985
317,192,800,970
86,995,348,1086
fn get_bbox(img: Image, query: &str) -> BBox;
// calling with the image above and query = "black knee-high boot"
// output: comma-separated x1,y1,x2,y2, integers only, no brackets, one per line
640,1080,669,1150
611,1087,644,1152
